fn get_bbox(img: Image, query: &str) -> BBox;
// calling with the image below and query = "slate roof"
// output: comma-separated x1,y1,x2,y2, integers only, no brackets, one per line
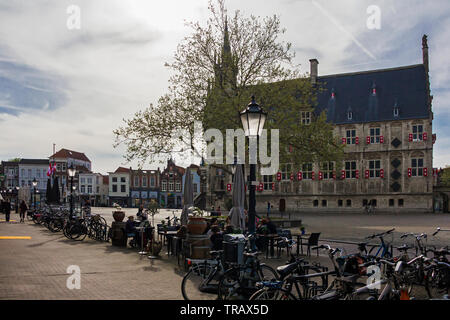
19,159,49,165
314,64,429,124
49,149,91,162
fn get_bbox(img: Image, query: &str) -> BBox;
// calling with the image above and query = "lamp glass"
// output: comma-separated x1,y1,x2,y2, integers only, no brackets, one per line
239,97,267,137
68,165,76,177
32,179,37,187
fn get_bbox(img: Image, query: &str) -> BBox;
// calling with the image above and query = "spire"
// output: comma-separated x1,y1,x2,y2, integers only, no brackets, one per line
223,17,231,55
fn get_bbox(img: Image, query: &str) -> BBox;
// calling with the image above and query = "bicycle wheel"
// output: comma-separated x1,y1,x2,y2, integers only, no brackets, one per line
181,264,218,300
425,266,450,299
218,265,278,300
250,287,296,300
218,267,241,300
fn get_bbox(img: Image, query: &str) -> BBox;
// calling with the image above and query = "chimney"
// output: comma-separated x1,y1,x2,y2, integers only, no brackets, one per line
309,59,319,85
422,34,429,73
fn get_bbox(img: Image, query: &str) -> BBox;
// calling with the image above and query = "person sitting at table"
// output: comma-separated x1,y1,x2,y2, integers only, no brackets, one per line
209,226,223,250
223,225,234,235
126,216,138,247
265,217,277,234
205,218,218,237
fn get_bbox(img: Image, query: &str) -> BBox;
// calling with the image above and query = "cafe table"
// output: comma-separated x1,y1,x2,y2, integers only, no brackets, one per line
257,234,281,259
162,230,179,255
291,232,311,256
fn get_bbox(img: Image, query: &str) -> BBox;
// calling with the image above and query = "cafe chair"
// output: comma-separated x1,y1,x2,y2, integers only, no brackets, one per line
276,229,293,257
300,232,321,256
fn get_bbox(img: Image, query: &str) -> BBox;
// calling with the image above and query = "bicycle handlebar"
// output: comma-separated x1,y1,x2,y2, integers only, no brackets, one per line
366,228,395,239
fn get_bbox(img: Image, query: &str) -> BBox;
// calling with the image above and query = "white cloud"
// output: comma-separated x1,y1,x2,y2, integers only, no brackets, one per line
0,0,450,171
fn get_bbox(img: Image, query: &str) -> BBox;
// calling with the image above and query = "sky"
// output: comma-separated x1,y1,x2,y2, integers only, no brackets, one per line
0,0,449,174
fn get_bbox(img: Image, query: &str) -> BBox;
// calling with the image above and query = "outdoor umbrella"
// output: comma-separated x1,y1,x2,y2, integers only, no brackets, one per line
53,177,60,204
46,178,52,203
228,164,246,232
181,167,194,226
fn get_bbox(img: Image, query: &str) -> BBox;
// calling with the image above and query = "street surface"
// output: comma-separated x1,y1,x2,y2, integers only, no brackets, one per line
0,208,449,299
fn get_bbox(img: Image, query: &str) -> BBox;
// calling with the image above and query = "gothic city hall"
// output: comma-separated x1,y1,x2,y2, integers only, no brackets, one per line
205,35,436,214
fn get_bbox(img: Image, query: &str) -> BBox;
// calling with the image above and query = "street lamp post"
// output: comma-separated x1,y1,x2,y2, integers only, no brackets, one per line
240,96,267,250
15,186,19,213
68,165,76,217
32,178,37,211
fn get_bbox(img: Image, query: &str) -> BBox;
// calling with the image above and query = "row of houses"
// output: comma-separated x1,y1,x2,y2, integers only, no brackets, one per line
0,153,202,209
107,160,201,208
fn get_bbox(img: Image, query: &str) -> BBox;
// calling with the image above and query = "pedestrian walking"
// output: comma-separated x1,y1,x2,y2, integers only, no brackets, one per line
19,200,28,223
4,199,11,222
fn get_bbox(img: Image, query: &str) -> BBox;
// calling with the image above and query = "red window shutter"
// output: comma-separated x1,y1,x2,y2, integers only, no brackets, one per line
289,145,293,153
355,137,359,145
272,182,275,191
409,133,413,142
318,171,323,180
366,136,371,144
259,182,264,191
277,172,281,181
365,170,369,179
380,136,384,143
342,137,346,145
380,169,384,178
408,168,412,177
290,173,294,181
423,168,428,177
423,132,427,141
311,172,315,180
355,170,359,179
341,170,345,180
333,171,336,180
227,183,231,191
297,171,302,181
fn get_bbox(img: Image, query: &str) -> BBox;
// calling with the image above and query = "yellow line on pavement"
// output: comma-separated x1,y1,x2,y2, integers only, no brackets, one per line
0,219,17,222
0,236,32,240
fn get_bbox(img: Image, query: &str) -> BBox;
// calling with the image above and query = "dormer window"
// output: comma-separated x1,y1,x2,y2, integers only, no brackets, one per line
301,111,311,125
347,111,353,120
393,101,399,117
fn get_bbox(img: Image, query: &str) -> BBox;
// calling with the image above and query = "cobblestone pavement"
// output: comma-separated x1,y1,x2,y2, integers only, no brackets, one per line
0,209,449,300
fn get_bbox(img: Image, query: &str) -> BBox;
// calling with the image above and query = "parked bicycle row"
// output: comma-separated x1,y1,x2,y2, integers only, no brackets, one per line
181,227,450,300
29,204,110,242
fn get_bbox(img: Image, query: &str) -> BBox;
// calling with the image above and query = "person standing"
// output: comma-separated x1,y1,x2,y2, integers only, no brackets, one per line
4,199,11,222
19,200,28,223
267,202,271,217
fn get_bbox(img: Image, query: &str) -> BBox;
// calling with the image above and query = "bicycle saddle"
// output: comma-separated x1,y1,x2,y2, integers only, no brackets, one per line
210,250,223,257
244,251,261,258
276,262,298,278
434,248,450,256
339,274,361,284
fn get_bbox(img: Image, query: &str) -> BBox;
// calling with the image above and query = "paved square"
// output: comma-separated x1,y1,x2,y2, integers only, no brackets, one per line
0,209,449,299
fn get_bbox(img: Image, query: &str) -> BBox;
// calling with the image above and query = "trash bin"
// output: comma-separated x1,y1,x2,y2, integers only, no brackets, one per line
111,221,127,247
223,234,246,265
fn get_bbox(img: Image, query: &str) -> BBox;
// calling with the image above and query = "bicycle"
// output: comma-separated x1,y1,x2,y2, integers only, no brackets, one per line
366,228,395,258
181,250,227,300
250,239,330,300
217,234,279,300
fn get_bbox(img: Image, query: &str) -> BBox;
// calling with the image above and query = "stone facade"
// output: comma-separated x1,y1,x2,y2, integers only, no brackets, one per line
204,35,436,214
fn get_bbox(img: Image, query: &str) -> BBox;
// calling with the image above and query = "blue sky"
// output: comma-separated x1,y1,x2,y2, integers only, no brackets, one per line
0,0,449,173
